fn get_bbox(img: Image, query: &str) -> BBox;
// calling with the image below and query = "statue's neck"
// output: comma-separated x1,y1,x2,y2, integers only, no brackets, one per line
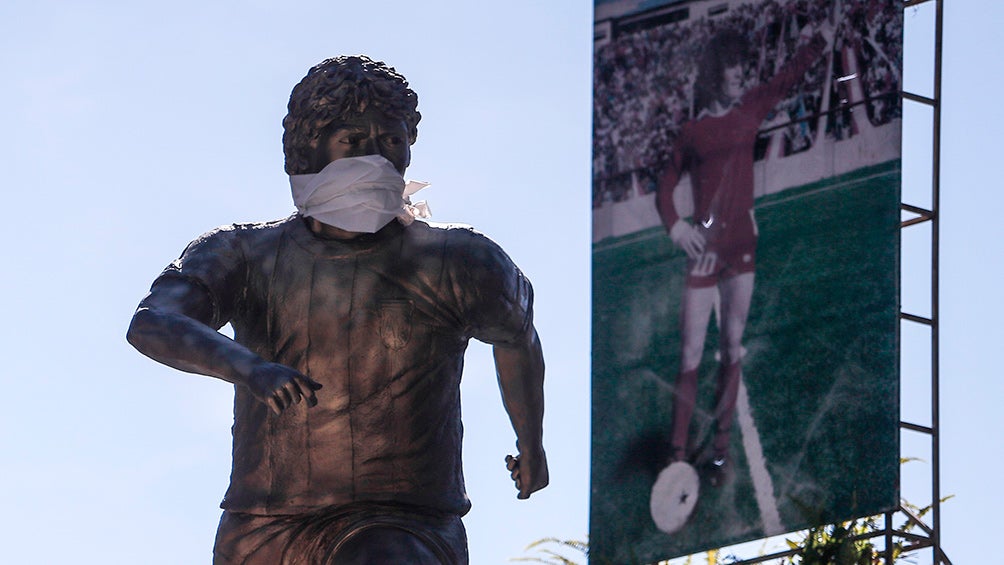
304,217,364,241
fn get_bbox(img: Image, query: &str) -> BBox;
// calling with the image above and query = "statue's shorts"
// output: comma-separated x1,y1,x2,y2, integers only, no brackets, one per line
213,502,469,565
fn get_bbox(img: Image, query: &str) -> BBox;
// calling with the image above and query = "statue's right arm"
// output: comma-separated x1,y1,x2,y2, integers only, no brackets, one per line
126,277,320,414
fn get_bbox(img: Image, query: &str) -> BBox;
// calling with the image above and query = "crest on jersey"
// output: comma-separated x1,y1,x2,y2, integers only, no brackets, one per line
378,299,413,350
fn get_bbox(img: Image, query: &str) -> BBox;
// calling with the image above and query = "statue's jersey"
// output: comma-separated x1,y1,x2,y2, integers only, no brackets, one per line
156,215,534,517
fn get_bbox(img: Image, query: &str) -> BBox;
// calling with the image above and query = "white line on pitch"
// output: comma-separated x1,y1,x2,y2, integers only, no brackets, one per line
737,375,784,535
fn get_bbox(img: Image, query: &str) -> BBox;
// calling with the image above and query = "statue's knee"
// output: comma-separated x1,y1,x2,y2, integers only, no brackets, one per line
331,526,442,565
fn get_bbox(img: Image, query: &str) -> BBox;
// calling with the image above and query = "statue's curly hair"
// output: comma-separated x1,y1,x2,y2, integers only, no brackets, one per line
282,55,421,174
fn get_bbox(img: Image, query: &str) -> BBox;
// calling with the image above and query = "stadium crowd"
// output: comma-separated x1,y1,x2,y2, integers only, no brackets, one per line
593,0,903,207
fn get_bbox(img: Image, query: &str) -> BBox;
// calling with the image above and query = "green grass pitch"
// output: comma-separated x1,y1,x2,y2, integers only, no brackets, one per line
589,160,901,564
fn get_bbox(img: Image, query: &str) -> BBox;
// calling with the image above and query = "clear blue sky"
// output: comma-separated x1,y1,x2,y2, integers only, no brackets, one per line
0,1,996,564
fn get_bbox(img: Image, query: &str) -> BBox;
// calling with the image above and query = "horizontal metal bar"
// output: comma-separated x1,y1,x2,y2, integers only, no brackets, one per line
893,530,934,544
903,91,937,106
901,203,934,216
757,94,894,135
901,312,933,325
901,540,935,553
904,0,934,8
715,508,946,565
901,216,932,228
717,545,799,564
901,421,934,434
723,527,906,565
901,203,935,228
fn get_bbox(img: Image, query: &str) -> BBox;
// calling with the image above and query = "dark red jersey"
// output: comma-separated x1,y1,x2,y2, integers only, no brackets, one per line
656,35,827,236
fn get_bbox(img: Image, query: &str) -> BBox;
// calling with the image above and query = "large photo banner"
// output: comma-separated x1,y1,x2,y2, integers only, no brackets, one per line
590,0,902,562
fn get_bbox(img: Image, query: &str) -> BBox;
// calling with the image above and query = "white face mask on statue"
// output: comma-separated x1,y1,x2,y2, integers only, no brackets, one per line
290,155,422,234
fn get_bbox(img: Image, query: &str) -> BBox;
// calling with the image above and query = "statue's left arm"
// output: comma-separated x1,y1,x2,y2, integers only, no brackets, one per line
452,228,549,499
495,326,548,499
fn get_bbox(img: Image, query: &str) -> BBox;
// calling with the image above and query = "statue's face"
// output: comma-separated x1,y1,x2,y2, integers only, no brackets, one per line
320,106,411,175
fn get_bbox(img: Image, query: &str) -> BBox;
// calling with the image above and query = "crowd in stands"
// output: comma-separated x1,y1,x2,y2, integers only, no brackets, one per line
593,0,903,207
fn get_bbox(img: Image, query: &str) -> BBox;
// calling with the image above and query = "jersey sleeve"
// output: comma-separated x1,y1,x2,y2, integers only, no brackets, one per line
445,228,534,347
656,125,693,230
745,33,827,121
153,225,247,329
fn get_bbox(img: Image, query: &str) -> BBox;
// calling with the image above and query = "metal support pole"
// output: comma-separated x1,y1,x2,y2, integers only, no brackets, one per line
885,511,895,563
930,0,944,563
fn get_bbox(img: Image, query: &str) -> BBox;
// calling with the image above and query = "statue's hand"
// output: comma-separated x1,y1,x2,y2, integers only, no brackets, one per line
247,362,323,415
505,447,549,500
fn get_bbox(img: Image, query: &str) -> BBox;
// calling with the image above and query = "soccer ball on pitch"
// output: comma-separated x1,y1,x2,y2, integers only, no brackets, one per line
650,461,700,534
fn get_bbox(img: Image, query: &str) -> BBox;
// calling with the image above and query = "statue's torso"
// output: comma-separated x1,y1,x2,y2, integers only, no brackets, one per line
163,216,532,516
